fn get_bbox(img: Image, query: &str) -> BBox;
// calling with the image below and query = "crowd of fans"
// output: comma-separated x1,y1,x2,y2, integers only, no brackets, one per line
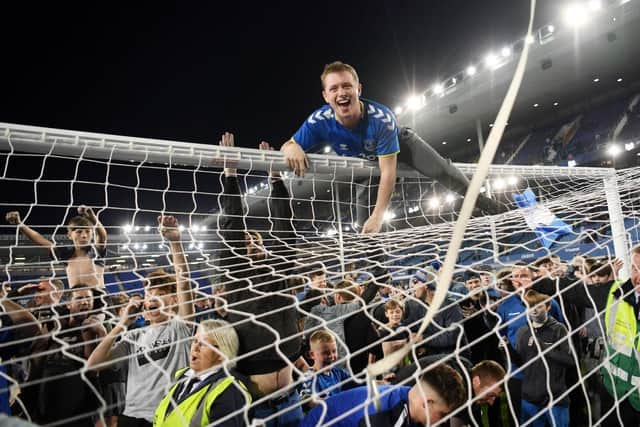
1,139,640,427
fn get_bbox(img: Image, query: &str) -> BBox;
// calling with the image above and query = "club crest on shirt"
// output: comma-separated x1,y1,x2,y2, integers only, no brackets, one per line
363,139,376,153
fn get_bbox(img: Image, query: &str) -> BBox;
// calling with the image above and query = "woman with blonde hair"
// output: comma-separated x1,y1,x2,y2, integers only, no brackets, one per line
153,320,251,427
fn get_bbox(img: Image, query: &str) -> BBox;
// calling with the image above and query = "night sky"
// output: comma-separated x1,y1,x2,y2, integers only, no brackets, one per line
2,1,558,152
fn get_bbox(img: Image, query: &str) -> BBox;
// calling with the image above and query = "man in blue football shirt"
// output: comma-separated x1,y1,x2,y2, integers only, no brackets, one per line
300,363,466,427
281,61,501,234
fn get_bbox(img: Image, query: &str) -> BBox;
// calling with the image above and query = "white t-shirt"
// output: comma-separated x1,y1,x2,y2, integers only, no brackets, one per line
110,319,193,421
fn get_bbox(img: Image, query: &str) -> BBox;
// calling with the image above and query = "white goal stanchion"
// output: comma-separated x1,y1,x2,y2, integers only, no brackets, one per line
1,122,638,426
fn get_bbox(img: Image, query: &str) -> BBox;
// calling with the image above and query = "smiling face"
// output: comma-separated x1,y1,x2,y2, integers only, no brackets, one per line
322,70,362,128
385,307,404,327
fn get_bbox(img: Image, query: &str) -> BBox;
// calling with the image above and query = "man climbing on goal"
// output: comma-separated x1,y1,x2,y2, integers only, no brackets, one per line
281,61,503,234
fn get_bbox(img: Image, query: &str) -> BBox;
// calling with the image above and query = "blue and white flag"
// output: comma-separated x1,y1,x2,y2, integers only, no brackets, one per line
512,188,572,248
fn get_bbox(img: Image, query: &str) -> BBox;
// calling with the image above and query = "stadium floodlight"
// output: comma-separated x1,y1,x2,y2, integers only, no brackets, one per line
394,105,403,115
144,225,150,232
480,186,486,193
533,103,540,108
625,142,635,151
493,178,506,190
324,146,331,154
607,144,622,157
442,141,447,145
327,228,338,237
344,225,350,231
142,244,148,250
133,243,140,250
445,193,456,204
178,225,185,232
547,24,555,33
429,197,440,209
158,243,164,249
134,226,140,232
485,53,500,69
383,211,397,222
617,77,623,83
201,225,207,231
593,77,600,82
563,3,591,28
507,176,518,186
553,102,559,106
121,244,128,250
466,65,477,76
568,160,577,167
406,94,425,111
198,243,203,249
188,242,195,249
123,224,133,233
501,46,512,57
466,138,472,142
525,34,535,44
433,84,444,96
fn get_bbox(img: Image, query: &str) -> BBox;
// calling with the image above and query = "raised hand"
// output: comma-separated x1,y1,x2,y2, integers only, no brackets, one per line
5,211,21,225
118,296,143,327
157,215,181,242
220,132,237,176
78,205,97,224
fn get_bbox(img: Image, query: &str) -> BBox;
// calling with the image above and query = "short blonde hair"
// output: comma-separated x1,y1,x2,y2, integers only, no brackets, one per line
309,329,336,346
320,61,359,88
199,319,240,366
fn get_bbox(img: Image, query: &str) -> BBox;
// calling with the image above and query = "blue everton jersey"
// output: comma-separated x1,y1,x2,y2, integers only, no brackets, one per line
292,98,400,161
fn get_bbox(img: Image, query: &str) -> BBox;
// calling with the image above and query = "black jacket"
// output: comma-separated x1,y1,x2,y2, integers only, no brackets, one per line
218,175,301,375
515,316,574,407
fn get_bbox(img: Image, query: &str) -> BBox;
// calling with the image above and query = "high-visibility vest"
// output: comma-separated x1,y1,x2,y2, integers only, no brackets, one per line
153,368,251,427
602,280,640,411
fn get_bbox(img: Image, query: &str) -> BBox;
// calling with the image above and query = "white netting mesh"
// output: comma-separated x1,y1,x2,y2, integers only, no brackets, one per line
1,124,639,427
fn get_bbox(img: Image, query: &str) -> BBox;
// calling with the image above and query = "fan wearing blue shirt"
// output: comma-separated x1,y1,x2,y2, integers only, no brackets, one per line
299,330,351,406
281,61,502,234
301,364,466,427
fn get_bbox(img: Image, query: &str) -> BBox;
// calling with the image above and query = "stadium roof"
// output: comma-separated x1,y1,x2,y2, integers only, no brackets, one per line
399,0,640,159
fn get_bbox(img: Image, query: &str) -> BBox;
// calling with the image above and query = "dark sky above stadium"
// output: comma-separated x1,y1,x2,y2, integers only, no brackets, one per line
2,1,558,150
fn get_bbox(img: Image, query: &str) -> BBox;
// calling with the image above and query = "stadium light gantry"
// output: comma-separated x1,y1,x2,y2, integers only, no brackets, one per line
394,105,403,115
563,3,591,28
324,146,331,153
133,243,140,250
485,53,500,69
501,46,512,57
547,24,555,33
494,178,506,190
429,197,440,209
445,194,456,204
406,94,424,111
123,224,133,233
568,160,577,167
525,35,535,44
144,225,150,232
191,225,199,232
466,65,477,76
607,144,622,157
433,84,444,96
507,176,518,186
625,142,635,151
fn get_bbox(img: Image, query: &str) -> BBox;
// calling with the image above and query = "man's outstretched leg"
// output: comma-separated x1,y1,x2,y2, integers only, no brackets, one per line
398,127,505,215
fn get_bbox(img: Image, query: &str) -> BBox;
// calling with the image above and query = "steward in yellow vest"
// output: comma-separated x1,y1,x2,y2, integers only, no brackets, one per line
154,367,251,427
603,280,640,412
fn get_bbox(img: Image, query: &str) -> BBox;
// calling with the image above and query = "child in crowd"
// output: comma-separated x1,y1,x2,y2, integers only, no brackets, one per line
6,206,107,287
299,330,351,407
516,290,573,427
